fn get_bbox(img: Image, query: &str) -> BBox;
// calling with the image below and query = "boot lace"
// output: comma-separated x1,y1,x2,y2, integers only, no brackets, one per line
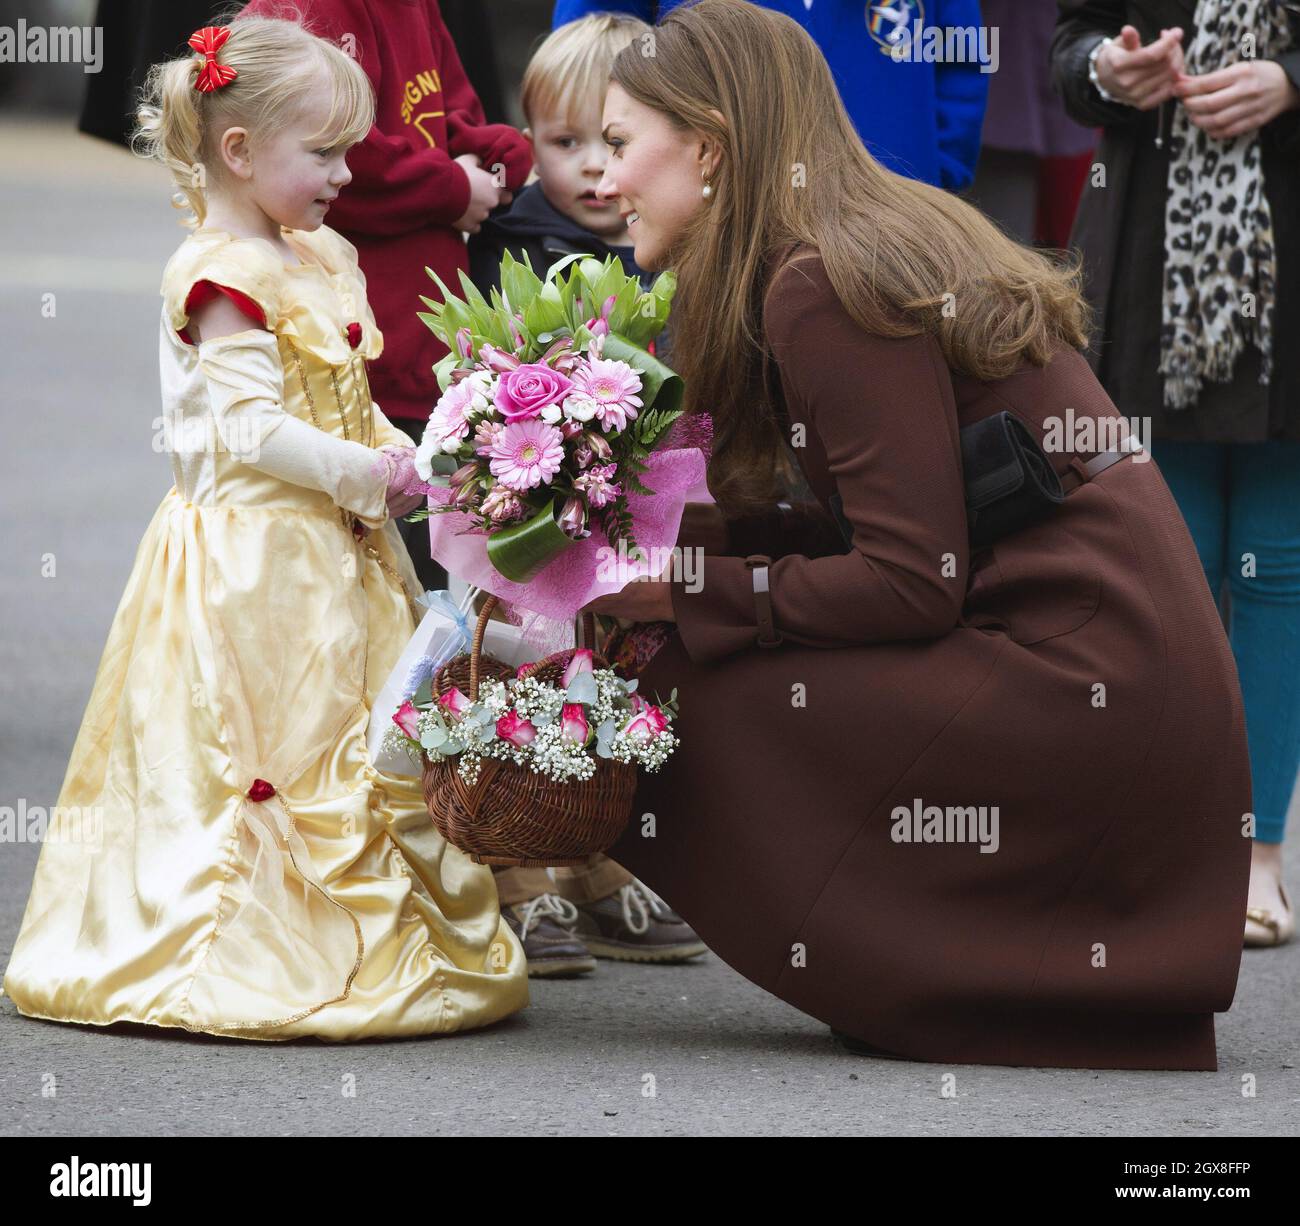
515,892,579,937
617,880,671,935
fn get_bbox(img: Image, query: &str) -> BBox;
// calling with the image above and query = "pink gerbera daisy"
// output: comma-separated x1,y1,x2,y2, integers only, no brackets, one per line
566,358,643,433
488,418,565,492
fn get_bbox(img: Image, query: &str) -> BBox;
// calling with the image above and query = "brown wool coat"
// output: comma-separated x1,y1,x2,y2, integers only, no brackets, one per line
607,245,1253,1070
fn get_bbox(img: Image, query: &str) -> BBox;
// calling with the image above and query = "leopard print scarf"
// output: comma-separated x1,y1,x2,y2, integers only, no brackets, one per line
1159,0,1294,410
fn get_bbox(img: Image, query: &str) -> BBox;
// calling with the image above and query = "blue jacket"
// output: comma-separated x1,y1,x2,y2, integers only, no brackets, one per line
551,0,988,190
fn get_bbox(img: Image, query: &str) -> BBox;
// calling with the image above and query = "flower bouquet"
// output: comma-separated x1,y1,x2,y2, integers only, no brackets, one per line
410,250,691,588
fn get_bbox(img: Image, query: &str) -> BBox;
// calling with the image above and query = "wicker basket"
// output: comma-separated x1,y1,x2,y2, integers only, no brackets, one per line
421,593,638,866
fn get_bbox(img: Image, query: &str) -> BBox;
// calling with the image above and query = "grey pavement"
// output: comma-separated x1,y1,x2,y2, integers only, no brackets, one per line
1,118,1297,1137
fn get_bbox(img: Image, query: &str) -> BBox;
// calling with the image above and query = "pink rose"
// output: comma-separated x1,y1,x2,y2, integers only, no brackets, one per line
560,703,590,745
561,648,594,688
624,705,669,744
393,699,420,738
438,686,471,720
495,363,574,424
497,708,537,747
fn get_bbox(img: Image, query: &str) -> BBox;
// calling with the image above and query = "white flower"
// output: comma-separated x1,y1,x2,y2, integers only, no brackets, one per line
562,393,598,423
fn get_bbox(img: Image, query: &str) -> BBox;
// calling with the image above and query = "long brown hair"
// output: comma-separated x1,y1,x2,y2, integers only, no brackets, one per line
610,0,1091,515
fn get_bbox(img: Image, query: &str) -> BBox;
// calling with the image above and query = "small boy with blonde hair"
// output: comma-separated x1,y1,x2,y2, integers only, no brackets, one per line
469,15,651,299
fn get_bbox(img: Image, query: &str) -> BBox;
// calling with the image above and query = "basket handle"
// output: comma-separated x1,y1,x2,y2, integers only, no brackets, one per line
468,593,596,700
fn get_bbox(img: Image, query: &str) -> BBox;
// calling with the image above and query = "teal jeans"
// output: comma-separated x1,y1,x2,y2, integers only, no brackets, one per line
1153,439,1300,843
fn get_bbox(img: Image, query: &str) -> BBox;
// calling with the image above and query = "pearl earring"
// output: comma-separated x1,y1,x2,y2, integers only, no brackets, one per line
702,180,712,199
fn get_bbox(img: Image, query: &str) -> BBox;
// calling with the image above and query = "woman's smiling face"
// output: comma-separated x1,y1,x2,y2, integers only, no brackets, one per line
596,82,719,272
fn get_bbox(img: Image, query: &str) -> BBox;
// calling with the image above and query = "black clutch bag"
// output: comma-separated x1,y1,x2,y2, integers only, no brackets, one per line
959,410,1063,549
825,410,1063,551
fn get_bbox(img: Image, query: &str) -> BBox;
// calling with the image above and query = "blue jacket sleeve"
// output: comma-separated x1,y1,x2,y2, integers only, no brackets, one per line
932,0,990,190
552,0,655,25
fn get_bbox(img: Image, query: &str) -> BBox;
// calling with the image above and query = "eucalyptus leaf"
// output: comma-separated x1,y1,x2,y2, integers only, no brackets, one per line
425,452,461,476
595,717,617,759
565,670,599,705
420,726,447,750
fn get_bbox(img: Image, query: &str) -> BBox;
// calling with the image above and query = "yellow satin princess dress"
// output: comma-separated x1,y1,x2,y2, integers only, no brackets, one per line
1,223,529,1039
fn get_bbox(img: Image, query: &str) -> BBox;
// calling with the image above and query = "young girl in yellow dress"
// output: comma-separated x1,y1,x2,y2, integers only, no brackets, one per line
1,15,529,1039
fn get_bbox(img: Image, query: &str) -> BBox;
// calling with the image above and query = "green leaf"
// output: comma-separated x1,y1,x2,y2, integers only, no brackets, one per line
650,268,677,304
432,351,459,393
577,257,606,294
592,259,626,318
456,267,493,321
623,470,656,497
485,497,575,583
524,290,567,337
604,278,643,338
544,251,592,285
501,253,543,314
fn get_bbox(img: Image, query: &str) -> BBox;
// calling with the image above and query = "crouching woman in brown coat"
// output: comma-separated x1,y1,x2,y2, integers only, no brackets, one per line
580,0,1251,1070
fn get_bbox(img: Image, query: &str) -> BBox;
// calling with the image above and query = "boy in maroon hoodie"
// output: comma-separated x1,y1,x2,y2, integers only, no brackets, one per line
241,0,534,588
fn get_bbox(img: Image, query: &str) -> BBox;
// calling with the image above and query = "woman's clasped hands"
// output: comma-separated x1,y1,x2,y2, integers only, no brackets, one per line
1094,23,1300,139
1175,56,1300,141
1093,24,1187,109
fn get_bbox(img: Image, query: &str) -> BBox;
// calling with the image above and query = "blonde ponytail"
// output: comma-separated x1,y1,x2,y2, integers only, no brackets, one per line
134,53,209,225
131,10,375,229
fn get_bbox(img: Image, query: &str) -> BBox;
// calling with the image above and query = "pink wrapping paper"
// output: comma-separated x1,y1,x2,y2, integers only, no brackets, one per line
427,447,708,622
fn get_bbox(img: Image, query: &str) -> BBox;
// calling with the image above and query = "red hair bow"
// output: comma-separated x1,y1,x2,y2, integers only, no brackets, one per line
189,25,237,93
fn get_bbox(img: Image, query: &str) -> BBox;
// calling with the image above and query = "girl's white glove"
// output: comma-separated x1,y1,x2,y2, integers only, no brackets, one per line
197,329,391,529
375,445,432,519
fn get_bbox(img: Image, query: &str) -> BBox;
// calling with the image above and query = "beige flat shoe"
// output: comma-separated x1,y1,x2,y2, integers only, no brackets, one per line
1244,879,1295,947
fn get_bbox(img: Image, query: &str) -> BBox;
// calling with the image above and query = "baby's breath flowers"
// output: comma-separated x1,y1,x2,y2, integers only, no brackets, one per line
384,646,679,786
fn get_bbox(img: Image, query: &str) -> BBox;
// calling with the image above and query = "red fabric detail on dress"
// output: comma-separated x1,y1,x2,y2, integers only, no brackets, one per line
246,778,276,802
177,280,268,345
